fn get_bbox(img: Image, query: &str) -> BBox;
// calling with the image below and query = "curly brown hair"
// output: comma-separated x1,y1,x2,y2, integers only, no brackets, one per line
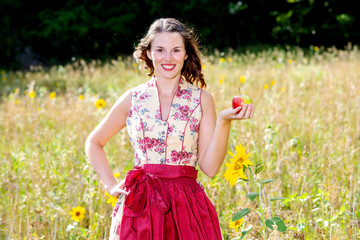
133,18,206,88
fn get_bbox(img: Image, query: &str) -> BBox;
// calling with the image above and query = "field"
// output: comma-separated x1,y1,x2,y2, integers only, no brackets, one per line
1,45,359,239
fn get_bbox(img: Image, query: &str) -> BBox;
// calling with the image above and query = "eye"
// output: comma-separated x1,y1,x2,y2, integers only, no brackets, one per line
156,49,163,53
174,49,180,53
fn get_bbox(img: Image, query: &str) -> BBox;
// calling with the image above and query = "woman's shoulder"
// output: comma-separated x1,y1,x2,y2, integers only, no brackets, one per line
200,89,215,108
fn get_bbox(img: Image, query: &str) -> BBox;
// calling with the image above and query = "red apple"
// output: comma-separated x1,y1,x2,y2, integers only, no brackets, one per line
232,95,252,114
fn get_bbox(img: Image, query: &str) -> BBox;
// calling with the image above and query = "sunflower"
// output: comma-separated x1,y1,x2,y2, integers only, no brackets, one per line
95,99,106,108
229,218,244,232
105,191,119,207
69,206,86,222
49,92,56,99
224,144,252,186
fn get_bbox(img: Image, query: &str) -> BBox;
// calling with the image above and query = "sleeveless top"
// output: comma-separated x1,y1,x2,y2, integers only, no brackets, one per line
126,76,202,167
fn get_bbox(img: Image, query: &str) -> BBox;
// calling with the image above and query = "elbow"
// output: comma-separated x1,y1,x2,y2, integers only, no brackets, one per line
200,165,219,178
84,134,101,156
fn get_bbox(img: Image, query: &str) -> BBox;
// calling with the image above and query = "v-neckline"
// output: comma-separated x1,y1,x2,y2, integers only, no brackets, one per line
154,77,182,122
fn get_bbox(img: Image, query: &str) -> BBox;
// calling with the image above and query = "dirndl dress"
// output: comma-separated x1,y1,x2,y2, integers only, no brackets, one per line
109,77,223,240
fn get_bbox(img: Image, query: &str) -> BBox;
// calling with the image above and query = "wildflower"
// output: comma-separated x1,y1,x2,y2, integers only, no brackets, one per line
240,76,246,83
227,57,233,62
49,92,56,99
69,206,86,222
264,84,269,90
314,46,319,51
281,87,286,92
224,144,252,186
29,91,36,98
288,59,293,64
229,218,244,232
79,95,84,100
14,88,19,94
202,64,206,70
219,74,225,85
113,172,120,178
220,58,226,63
271,80,276,85
105,191,119,207
133,62,138,68
95,99,106,108
37,107,41,111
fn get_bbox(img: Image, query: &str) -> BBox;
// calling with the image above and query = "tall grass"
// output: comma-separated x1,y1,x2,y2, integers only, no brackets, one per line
1,45,359,239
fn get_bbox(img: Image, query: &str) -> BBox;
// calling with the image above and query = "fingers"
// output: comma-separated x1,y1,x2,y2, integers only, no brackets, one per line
234,104,254,120
110,180,129,196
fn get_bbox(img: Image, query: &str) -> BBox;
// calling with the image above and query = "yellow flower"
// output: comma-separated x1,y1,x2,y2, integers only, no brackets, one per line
202,64,206,70
224,144,252,186
227,57,233,62
133,62,138,68
314,46,319,51
219,74,225,85
105,191,119,207
239,76,246,83
95,99,106,108
220,58,226,63
271,80,276,85
79,95,84,100
113,172,121,178
281,87,286,92
49,92,56,99
14,88,19,94
264,84,269,90
229,218,244,232
288,59,293,64
69,206,86,222
28,90,36,98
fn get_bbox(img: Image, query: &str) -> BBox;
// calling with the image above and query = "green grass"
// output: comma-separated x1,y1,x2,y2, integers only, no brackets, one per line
1,45,359,239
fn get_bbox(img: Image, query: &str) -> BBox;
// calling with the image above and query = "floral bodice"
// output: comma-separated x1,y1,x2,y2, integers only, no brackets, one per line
126,77,202,167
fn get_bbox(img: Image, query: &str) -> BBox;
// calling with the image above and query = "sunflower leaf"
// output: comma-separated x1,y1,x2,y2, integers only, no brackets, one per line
255,161,264,167
239,226,253,240
272,216,287,232
232,208,250,221
261,179,276,184
270,197,289,201
245,192,259,201
265,219,275,230
255,166,264,174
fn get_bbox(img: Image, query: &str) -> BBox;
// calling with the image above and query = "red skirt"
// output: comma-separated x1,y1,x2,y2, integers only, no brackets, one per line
109,164,223,240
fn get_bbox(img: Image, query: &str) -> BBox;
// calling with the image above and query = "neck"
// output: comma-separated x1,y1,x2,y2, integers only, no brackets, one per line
154,76,180,96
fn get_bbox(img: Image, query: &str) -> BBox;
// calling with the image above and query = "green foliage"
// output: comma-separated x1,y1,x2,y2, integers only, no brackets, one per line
1,0,359,69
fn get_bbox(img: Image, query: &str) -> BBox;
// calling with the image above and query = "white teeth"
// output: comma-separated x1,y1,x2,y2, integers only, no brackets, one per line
162,65,175,69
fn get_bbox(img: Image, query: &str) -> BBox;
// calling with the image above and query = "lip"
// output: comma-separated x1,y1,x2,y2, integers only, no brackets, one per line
161,64,176,71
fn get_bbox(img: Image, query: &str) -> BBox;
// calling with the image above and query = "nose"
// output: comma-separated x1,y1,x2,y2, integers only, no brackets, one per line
165,51,172,61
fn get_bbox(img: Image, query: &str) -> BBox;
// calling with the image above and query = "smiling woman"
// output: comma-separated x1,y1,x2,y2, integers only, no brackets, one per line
85,18,254,240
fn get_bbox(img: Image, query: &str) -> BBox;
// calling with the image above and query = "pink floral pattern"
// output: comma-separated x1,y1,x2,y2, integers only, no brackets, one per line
126,76,202,166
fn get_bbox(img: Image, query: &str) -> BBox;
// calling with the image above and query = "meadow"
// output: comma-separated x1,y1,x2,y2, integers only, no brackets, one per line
1,45,359,239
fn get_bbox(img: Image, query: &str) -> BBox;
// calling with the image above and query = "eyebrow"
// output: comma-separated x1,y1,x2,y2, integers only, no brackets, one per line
154,46,184,49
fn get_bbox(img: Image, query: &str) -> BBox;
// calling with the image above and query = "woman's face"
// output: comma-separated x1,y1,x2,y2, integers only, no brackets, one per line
147,32,188,82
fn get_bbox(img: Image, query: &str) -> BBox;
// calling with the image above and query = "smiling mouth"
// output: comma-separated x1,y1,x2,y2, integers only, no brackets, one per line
161,64,176,71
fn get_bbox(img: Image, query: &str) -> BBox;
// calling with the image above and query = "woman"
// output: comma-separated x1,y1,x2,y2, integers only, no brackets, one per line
85,18,254,240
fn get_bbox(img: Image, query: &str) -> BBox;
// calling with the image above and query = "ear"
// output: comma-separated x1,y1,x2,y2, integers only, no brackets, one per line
184,53,188,60
147,50,152,61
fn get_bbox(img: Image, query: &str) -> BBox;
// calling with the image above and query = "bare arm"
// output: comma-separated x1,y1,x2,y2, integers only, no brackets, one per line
85,90,132,196
198,90,254,177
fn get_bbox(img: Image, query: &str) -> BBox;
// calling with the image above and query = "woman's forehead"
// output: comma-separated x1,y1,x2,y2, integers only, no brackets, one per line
151,32,185,48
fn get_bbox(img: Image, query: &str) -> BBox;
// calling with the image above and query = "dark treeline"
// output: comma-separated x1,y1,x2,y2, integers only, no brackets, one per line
1,0,359,69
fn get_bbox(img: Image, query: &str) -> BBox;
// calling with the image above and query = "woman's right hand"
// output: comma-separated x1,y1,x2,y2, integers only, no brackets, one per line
107,179,129,197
